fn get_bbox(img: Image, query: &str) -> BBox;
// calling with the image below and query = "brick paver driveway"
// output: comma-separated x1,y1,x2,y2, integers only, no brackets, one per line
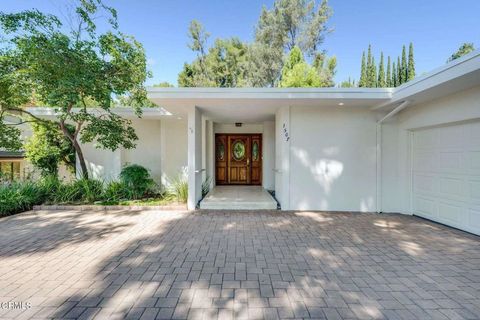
0,210,479,320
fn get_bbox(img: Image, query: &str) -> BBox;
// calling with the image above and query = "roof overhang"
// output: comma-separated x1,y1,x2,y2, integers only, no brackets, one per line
147,87,393,122
374,50,480,111
25,107,171,120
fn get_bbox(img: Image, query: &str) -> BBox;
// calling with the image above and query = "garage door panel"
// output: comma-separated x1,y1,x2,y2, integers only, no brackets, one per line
438,176,465,201
438,151,464,173
413,121,480,236
437,201,463,226
467,151,480,174
414,151,437,172
469,180,480,202
469,208,480,230
414,196,437,219
438,124,465,149
413,174,436,195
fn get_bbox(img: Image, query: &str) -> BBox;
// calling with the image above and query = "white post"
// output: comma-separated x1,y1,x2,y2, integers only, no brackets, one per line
187,106,202,210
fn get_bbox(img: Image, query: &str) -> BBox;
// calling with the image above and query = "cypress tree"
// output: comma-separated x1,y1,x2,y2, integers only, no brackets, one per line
378,52,386,87
392,62,397,87
371,56,377,87
401,45,407,84
386,56,392,87
397,56,401,85
408,42,415,81
366,45,373,87
359,51,367,87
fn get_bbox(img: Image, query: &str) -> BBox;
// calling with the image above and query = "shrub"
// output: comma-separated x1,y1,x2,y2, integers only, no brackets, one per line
0,180,45,216
103,180,131,202
202,176,212,198
52,178,104,204
167,173,188,203
119,164,155,199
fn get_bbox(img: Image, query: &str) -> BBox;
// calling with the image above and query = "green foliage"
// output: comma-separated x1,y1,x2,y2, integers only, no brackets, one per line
0,1,149,179
119,164,155,199
279,46,334,87
357,43,415,88
202,176,212,198
167,173,188,203
407,43,415,81
179,0,334,88
0,121,22,151
0,180,45,216
359,51,367,87
24,121,75,177
447,43,475,62
153,82,174,87
179,34,248,87
400,45,407,84
339,78,355,88
51,178,104,204
103,180,131,202
386,56,392,87
377,52,386,88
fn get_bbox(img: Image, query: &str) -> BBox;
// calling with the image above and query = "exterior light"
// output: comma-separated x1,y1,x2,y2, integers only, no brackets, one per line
338,102,344,106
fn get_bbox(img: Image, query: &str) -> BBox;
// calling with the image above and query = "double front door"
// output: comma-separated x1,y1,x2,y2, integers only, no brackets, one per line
215,134,262,185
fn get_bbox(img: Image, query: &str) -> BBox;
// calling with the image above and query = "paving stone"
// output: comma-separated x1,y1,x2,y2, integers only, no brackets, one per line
0,210,479,320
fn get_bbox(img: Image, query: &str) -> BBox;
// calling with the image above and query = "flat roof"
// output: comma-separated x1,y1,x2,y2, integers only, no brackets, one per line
148,49,480,113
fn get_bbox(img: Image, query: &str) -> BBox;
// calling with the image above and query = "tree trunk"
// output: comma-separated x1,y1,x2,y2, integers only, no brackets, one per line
59,119,88,179
73,139,89,179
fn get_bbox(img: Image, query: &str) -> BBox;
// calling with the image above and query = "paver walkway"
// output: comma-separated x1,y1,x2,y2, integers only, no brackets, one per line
0,209,479,319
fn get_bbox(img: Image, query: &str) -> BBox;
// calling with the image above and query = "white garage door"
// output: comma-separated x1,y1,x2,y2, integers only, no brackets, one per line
412,121,480,235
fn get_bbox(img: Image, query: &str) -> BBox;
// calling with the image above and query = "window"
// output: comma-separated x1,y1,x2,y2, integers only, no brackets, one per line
0,161,21,181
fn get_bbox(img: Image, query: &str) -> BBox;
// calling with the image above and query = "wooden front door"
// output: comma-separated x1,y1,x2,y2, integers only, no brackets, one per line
215,134,262,185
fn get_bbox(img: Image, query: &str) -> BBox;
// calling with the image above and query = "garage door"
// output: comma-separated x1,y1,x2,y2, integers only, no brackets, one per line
412,121,480,235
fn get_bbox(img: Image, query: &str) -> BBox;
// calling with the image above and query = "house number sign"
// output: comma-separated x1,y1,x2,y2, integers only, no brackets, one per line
283,123,290,142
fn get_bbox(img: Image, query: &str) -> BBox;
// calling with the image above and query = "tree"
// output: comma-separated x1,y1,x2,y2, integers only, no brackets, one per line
248,0,333,86
178,32,248,87
365,45,378,87
397,56,401,85
400,45,407,84
339,77,355,88
447,43,475,62
359,51,367,87
386,56,392,87
153,82,174,87
0,1,150,179
279,46,323,87
407,42,415,81
377,52,386,87
392,62,397,87
24,121,75,177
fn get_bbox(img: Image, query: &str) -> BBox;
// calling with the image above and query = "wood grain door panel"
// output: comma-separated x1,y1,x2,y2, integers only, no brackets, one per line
215,134,262,185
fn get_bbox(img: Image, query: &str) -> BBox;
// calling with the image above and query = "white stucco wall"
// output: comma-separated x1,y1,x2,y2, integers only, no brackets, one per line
160,119,188,186
289,105,377,212
382,85,480,214
122,119,162,182
80,118,187,187
275,107,291,209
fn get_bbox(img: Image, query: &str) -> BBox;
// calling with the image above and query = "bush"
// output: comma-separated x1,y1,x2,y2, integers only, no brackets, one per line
167,173,188,203
103,180,131,202
52,178,104,204
119,164,155,199
0,180,46,216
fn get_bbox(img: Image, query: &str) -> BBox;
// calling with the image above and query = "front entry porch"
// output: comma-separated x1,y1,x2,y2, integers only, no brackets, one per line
200,186,277,210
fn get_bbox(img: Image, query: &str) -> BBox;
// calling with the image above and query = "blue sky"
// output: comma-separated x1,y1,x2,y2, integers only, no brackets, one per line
2,0,479,86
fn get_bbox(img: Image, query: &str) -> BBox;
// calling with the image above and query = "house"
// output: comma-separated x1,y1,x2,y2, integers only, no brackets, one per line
28,50,480,235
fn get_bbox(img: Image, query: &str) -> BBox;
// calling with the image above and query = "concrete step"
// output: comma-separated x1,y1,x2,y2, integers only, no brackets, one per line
200,186,278,210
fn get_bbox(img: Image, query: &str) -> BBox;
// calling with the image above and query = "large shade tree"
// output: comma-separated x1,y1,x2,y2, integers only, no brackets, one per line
0,0,150,178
